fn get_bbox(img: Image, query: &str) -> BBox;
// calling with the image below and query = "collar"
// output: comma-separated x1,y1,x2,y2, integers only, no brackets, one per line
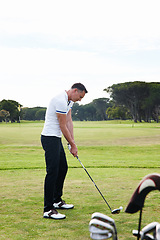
65,91,70,105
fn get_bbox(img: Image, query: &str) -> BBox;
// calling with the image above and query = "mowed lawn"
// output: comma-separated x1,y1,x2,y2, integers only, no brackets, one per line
0,121,160,240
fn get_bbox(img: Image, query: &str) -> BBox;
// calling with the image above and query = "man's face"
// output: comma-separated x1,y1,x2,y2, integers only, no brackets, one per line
72,89,85,102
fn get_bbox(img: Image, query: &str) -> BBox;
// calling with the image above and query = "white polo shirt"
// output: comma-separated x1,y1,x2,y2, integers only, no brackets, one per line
41,91,73,137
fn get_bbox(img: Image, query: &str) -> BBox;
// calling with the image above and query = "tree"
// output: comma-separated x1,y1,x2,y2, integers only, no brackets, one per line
35,109,46,120
143,82,160,122
0,99,22,122
72,103,91,121
22,107,46,120
83,103,96,121
104,81,160,122
0,109,10,122
92,98,111,120
105,81,149,122
106,106,131,120
71,98,112,121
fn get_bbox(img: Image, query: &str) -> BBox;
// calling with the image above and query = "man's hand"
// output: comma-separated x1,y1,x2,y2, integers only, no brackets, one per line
68,143,78,157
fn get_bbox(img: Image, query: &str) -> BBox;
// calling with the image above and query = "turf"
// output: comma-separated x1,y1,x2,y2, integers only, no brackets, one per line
0,120,160,239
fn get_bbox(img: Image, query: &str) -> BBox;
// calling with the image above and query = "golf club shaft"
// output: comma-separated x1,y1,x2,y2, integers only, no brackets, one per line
137,209,142,240
76,156,113,212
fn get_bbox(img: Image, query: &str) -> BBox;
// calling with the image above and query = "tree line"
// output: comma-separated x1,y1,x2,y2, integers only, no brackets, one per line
0,98,111,122
1,81,160,122
105,81,160,122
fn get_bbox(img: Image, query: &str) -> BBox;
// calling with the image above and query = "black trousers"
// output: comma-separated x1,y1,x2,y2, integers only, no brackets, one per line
41,135,68,212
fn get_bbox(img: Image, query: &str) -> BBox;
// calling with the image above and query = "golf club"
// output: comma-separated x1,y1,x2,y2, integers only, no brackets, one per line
91,212,117,237
133,230,154,240
68,142,122,214
89,219,115,240
76,154,122,214
89,219,113,234
141,222,158,240
132,222,159,240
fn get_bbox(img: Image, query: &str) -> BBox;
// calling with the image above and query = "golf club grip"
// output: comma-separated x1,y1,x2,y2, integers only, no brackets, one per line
76,156,112,211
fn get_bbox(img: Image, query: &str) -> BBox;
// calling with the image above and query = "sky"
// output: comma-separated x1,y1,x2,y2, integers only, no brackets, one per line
0,0,160,108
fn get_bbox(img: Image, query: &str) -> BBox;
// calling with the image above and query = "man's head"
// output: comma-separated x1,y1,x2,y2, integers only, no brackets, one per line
68,83,88,102
71,83,88,94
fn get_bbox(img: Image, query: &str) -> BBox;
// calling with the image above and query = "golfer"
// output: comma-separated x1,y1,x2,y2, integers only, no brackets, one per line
41,83,88,219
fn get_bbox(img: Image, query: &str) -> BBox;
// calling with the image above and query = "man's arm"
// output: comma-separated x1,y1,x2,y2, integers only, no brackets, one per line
66,109,74,141
57,111,77,157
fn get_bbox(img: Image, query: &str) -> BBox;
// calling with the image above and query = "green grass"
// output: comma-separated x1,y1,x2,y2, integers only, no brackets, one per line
0,120,160,239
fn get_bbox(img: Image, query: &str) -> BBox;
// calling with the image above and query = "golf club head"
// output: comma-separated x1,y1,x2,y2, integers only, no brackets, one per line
89,219,116,240
89,219,114,233
141,222,158,235
111,206,123,214
132,230,154,240
90,232,112,240
91,212,118,240
92,212,115,226
142,234,155,240
132,222,159,240
141,222,158,240
132,229,141,237
89,225,110,235
156,223,160,240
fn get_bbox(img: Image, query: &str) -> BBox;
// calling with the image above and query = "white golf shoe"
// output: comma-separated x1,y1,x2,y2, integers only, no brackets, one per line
53,200,74,209
43,209,66,220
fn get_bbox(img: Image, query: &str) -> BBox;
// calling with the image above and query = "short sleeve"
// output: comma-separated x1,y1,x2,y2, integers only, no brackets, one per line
56,99,67,114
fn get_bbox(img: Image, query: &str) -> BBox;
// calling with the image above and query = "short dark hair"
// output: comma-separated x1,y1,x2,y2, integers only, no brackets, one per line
71,83,88,93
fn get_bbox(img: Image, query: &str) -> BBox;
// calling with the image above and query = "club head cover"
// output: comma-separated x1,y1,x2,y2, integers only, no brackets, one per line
125,173,160,213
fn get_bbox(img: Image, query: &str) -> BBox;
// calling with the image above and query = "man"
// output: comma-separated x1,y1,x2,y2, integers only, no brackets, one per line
41,83,88,220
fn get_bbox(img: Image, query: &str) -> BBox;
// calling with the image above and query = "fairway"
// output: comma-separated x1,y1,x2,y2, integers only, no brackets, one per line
0,121,160,239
